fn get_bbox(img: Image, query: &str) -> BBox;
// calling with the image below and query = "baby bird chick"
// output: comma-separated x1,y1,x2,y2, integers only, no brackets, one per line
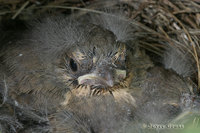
0,14,195,133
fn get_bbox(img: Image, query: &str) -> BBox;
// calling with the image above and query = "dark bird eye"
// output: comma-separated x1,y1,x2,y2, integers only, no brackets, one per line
69,58,78,72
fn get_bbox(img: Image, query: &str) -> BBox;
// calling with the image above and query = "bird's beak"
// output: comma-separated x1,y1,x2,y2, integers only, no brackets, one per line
78,68,114,88
77,68,126,88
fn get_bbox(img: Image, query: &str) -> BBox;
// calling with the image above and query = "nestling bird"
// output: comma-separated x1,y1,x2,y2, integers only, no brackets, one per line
0,13,196,132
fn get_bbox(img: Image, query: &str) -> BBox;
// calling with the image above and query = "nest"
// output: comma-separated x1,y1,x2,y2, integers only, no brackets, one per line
0,0,200,132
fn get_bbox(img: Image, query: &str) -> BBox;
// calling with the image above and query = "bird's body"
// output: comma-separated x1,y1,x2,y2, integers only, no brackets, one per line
0,14,197,133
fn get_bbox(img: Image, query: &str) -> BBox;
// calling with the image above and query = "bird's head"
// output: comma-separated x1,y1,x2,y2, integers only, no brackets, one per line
58,26,132,92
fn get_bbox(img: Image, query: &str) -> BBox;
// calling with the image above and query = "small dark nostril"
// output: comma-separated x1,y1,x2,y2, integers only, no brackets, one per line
93,46,96,55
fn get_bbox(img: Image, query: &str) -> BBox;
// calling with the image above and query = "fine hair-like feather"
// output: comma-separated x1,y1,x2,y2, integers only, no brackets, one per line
163,45,196,77
89,11,136,42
